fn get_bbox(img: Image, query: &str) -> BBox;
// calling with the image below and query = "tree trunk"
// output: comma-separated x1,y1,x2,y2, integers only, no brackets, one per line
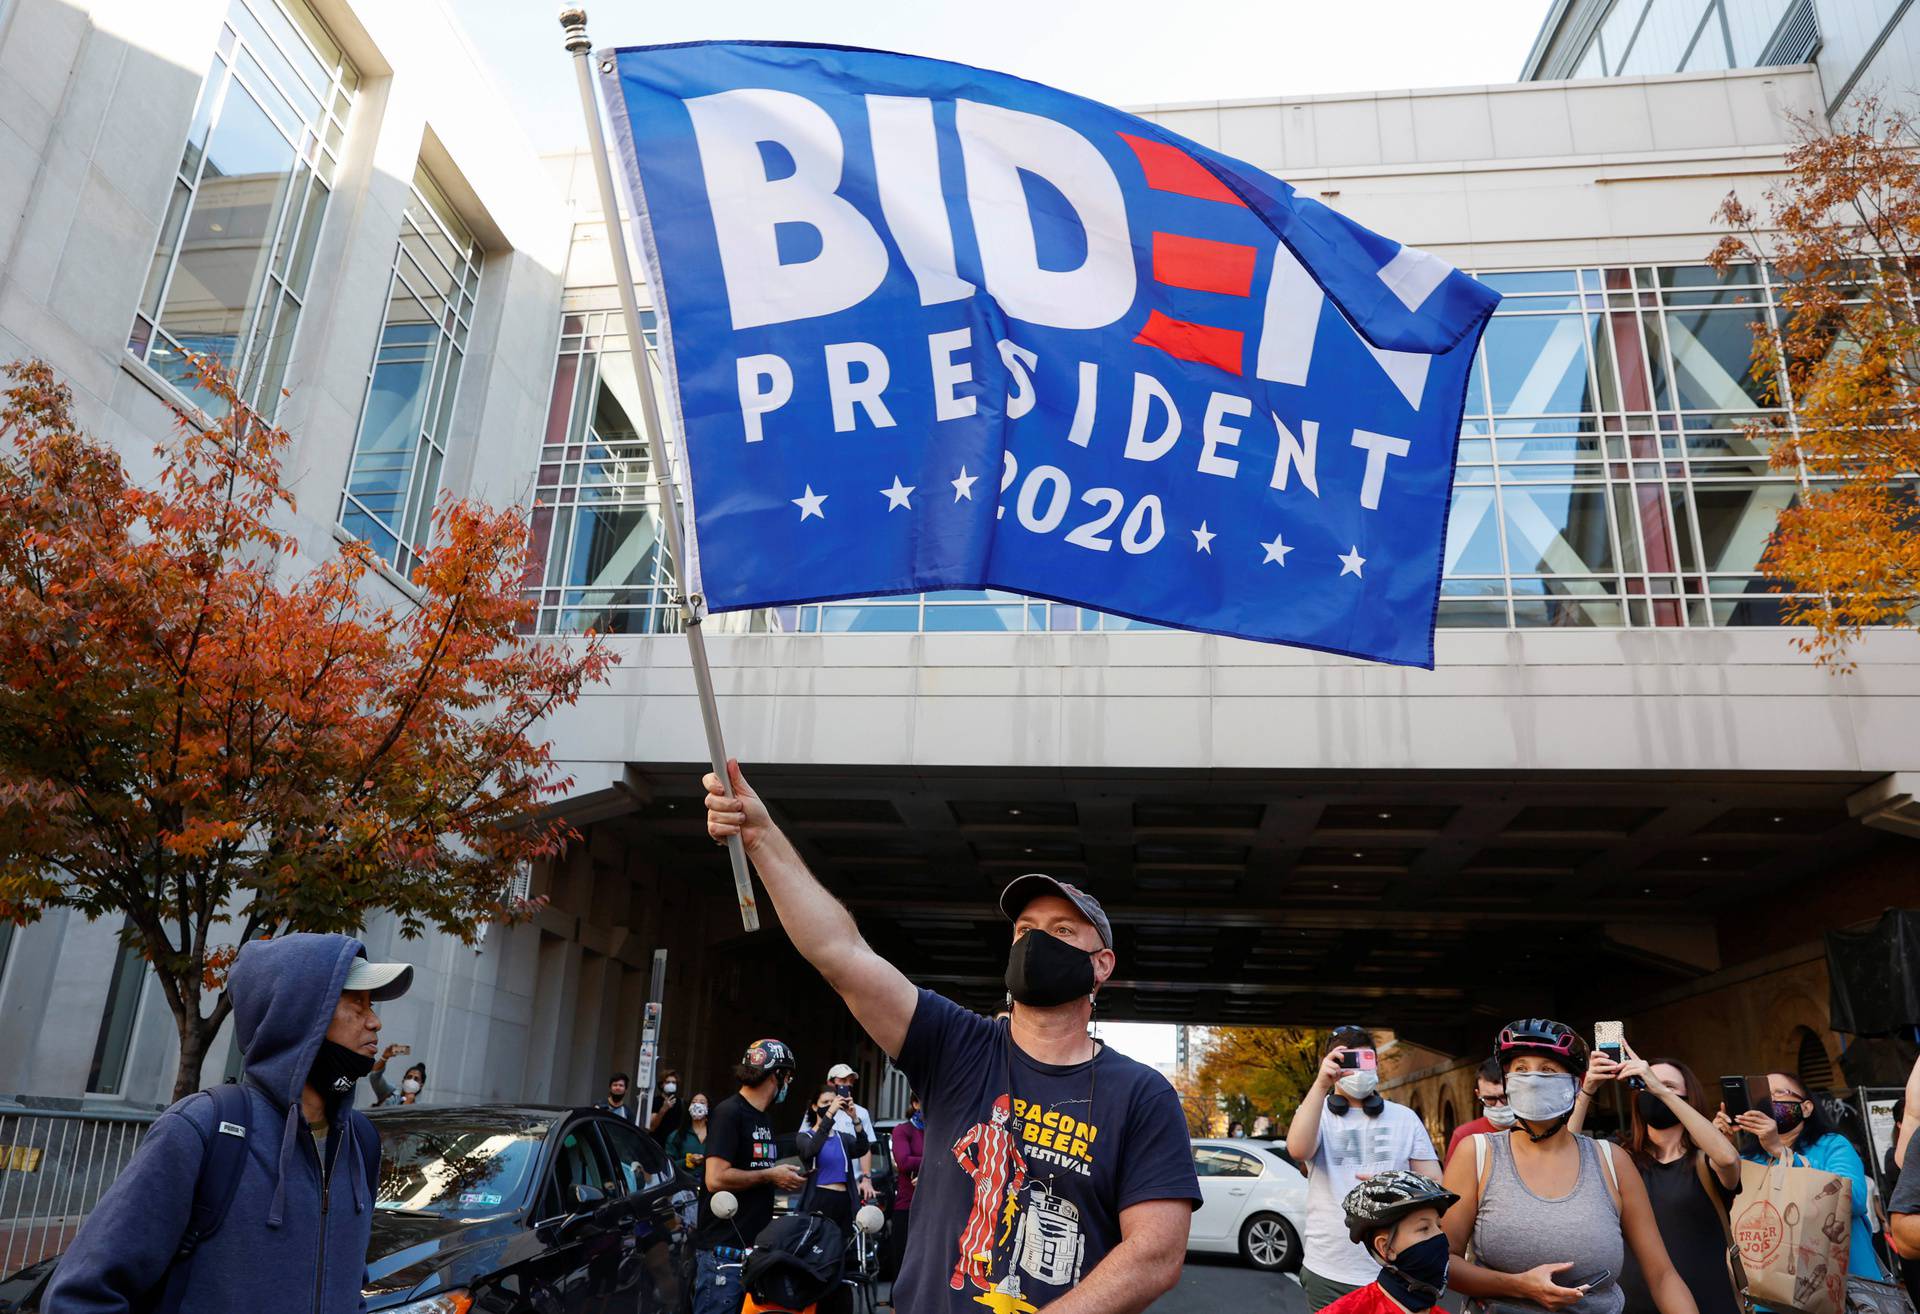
170,994,234,1103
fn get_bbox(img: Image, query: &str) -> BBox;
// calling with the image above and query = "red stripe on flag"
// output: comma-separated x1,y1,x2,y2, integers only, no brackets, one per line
1118,132,1247,206
1134,310,1244,376
1152,232,1257,297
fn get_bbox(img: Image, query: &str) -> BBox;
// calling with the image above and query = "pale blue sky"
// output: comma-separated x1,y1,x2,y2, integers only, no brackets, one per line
451,1,1552,154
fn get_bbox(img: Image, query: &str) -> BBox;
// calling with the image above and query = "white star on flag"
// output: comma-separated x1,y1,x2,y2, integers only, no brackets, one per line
881,476,914,510
1260,534,1293,566
1339,546,1366,577
951,466,978,501
792,486,827,520
1191,522,1215,553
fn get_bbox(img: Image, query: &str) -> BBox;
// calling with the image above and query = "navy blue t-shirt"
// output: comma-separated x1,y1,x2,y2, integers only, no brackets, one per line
892,989,1200,1310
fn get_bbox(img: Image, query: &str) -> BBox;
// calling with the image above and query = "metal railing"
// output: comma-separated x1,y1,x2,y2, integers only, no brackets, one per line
0,1105,158,1278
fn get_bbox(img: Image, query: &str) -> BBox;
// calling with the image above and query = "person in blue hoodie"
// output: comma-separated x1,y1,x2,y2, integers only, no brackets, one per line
44,932,413,1314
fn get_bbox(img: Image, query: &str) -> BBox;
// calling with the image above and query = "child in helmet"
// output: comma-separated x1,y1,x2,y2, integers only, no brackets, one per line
1323,1170,1460,1314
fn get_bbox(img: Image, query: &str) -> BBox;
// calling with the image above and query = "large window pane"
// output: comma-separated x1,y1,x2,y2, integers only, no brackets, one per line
1443,487,1504,576
130,0,355,416
1500,485,1615,574
87,923,147,1096
1651,307,1771,411
339,165,482,576
151,84,295,385
1483,315,1599,415
1691,482,1797,573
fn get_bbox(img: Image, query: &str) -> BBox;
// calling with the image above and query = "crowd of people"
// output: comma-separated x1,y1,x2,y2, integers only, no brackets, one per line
19,760,1920,1314
1278,1018,1920,1314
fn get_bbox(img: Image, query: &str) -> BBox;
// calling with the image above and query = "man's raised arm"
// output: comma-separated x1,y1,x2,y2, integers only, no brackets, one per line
706,761,918,1057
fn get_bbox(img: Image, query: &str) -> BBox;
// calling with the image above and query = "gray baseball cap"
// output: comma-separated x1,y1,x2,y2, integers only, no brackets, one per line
998,874,1113,949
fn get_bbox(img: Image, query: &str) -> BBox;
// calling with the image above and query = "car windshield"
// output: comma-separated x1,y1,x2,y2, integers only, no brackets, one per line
374,1110,556,1219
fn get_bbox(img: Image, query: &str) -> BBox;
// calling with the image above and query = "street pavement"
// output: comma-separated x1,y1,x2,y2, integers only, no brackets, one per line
1152,1255,1303,1313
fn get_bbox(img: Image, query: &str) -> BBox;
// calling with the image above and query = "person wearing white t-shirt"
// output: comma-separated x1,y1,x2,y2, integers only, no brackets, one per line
1286,1026,1442,1312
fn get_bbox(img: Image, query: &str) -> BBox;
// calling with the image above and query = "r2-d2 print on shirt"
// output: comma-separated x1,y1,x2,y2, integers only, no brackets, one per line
1006,1181,1086,1292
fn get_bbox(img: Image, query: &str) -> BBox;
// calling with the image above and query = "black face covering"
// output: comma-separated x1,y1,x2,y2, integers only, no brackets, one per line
308,1040,375,1103
1005,929,1097,1007
1637,1091,1683,1130
1377,1232,1450,1310
1769,1099,1807,1135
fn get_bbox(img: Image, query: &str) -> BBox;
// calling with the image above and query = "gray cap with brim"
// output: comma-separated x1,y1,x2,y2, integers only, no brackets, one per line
998,873,1113,949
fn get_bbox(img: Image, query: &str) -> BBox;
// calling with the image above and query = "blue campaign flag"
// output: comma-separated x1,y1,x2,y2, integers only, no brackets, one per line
601,42,1499,667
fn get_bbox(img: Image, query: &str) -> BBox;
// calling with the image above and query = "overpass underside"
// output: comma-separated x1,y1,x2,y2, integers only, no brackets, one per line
591,763,1902,1055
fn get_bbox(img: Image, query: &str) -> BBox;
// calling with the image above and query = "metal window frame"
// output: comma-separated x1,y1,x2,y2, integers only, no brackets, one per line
337,167,486,576
127,0,356,416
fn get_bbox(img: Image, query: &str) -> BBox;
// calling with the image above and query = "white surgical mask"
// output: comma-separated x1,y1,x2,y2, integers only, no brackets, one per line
1485,1103,1518,1129
690,1102,709,1119
1337,1070,1380,1100
663,1082,678,1095
1505,1071,1576,1123
400,1078,422,1095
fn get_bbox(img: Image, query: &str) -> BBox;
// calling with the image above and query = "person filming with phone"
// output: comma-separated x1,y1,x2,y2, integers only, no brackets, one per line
369,1042,425,1107
1286,1025,1442,1311
1569,1040,1741,1314
798,1082,872,1233
1713,1070,1884,1285
1439,1019,1699,1314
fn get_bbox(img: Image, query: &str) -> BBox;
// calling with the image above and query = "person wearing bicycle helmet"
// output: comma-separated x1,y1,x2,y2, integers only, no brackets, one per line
1318,1171,1459,1314
1438,1020,1700,1314
693,1038,810,1314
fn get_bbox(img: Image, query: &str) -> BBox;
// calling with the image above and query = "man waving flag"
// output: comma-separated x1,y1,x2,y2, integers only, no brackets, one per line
602,42,1499,668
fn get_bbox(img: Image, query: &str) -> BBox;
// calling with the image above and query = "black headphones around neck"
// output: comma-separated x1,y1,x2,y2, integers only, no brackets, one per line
1326,1091,1386,1118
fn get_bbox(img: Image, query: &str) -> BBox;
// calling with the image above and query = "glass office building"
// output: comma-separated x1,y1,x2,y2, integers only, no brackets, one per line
1525,0,1918,121
527,261,1808,635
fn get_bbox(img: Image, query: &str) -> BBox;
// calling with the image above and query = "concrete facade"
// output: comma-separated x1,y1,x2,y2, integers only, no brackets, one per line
0,0,1913,1120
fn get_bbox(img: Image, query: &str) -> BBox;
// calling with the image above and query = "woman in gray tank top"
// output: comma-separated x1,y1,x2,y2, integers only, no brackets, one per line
1437,1019,1703,1314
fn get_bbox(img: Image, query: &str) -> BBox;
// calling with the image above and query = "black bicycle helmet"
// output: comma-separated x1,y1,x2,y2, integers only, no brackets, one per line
1494,1018,1589,1078
1343,1170,1460,1245
740,1037,797,1079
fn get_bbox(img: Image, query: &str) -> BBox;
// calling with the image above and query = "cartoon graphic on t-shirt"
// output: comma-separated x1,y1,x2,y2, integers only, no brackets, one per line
950,1095,1030,1293
1008,1179,1085,1288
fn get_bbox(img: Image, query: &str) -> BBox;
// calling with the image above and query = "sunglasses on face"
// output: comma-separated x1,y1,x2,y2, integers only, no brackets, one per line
1481,1094,1509,1107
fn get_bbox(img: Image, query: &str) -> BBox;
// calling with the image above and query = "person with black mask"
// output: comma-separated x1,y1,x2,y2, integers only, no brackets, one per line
1568,1046,1741,1314
1286,1025,1442,1311
46,934,411,1314
1716,1070,1885,1287
1440,1019,1700,1314
598,1071,636,1123
704,763,1199,1314
1323,1172,1461,1314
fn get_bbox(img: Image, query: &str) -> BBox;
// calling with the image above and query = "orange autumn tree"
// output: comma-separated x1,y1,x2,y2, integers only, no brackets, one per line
1711,97,1920,666
1182,1025,1325,1134
0,358,616,1098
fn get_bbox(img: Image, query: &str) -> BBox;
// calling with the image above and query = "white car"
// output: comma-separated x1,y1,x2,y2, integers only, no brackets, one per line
1185,1138,1309,1272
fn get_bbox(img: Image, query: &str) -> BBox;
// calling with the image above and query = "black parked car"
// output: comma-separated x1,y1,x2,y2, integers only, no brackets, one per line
0,1104,692,1314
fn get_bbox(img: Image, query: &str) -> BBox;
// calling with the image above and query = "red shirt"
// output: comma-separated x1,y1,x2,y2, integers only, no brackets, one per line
1322,1282,1412,1314
1446,1116,1498,1165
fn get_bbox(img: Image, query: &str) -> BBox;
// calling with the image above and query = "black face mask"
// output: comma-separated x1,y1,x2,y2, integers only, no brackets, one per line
1377,1232,1450,1310
1005,929,1097,1007
1637,1091,1683,1130
1770,1099,1807,1135
308,1040,375,1102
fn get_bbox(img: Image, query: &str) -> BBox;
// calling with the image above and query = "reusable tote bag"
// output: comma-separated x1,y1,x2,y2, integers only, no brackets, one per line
1733,1157,1851,1314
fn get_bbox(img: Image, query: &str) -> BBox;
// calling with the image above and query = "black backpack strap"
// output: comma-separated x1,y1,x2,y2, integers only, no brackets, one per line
151,1085,253,1314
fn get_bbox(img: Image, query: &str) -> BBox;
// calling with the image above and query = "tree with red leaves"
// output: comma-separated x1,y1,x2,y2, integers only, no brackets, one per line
0,358,615,1098
1712,97,1920,667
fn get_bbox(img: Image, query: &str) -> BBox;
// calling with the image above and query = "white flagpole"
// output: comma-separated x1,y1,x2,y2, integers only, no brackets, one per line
561,6,760,933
